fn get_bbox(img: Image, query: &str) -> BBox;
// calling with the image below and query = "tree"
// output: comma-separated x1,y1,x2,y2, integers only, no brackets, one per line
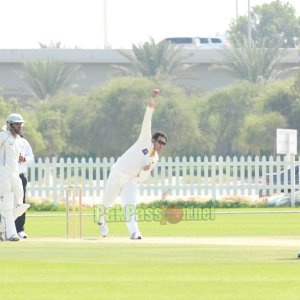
34,93,90,157
18,59,83,100
258,80,296,117
243,79,300,155
236,113,286,156
227,0,300,48
36,108,67,157
152,96,200,157
68,77,199,158
195,82,257,156
214,37,285,84
39,41,61,48
290,67,300,96
21,113,46,156
0,96,46,155
0,96,17,121
111,37,195,82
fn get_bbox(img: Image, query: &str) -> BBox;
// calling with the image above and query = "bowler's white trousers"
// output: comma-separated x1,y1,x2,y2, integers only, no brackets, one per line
100,166,140,236
0,167,23,238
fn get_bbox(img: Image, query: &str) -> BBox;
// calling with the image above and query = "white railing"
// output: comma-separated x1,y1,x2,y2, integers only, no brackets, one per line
26,156,300,205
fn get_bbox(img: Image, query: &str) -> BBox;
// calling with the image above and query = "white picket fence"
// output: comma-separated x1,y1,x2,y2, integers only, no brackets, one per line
26,155,300,205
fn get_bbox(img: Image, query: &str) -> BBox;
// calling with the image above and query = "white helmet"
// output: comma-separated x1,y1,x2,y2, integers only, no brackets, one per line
6,113,25,124
6,113,25,135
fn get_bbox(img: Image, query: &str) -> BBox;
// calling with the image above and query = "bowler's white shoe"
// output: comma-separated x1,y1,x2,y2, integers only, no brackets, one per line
14,204,31,220
8,234,19,241
98,222,109,237
130,232,142,240
18,231,28,239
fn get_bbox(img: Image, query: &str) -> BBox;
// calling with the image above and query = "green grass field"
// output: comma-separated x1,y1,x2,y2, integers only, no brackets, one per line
1,208,300,300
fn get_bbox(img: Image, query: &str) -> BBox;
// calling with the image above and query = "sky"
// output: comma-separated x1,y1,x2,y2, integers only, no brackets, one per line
0,0,300,49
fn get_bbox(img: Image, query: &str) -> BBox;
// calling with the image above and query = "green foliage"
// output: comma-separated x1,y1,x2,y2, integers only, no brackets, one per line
22,113,46,155
112,37,195,82
255,80,300,137
4,3,300,159
28,199,66,211
3,57,300,158
195,82,257,156
35,93,90,156
153,94,200,157
18,59,83,100
291,68,300,95
215,37,285,84
36,106,68,156
227,0,300,47
27,198,295,212
39,41,62,48
258,80,295,115
65,77,200,158
0,96,15,119
0,97,46,155
85,77,157,157
139,199,277,209
236,112,286,155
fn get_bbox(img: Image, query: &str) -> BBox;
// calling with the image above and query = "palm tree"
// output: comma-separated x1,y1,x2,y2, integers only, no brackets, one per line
39,41,62,48
18,59,83,100
213,37,286,85
112,37,196,81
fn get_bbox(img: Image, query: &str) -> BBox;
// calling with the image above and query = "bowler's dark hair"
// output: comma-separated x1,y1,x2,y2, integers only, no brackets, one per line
152,131,167,142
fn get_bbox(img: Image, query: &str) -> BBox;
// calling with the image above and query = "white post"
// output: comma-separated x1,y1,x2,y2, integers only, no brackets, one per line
247,0,251,47
290,154,296,207
276,129,298,206
284,133,295,207
103,0,108,48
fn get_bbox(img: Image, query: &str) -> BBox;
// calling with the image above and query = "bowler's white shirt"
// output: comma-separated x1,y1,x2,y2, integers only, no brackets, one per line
114,106,158,179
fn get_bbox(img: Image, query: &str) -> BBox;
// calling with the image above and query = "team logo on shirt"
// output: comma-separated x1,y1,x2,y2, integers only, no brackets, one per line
142,148,149,155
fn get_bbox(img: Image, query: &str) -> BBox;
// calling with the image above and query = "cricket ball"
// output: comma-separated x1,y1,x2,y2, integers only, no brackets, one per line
165,204,184,224
152,88,160,96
